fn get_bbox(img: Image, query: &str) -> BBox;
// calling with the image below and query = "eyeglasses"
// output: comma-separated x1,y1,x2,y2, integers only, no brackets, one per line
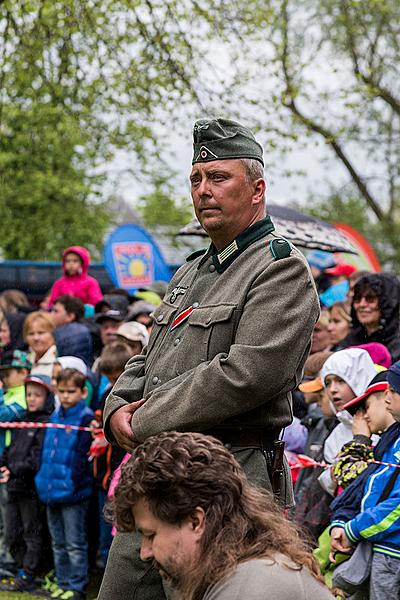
353,294,378,304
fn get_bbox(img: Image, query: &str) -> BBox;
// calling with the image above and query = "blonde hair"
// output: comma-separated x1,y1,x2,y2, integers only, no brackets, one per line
329,301,351,323
23,311,55,340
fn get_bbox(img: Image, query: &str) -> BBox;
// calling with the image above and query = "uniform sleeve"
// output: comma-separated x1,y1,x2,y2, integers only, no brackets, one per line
133,254,319,441
103,354,146,442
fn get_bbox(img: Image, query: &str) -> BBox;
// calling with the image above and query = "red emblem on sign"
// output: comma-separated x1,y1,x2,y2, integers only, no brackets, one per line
171,306,194,331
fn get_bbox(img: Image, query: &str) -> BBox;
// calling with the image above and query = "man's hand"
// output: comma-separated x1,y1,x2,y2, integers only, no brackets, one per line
329,527,353,563
109,400,145,451
352,409,371,437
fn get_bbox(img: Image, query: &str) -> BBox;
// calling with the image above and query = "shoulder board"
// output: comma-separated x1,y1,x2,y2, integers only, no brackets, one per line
186,249,207,262
269,238,292,260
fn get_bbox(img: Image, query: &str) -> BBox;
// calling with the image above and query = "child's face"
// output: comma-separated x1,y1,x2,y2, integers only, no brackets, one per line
365,392,394,434
57,378,87,409
0,368,27,389
0,320,11,347
64,252,82,276
385,386,400,421
26,383,47,412
324,375,355,412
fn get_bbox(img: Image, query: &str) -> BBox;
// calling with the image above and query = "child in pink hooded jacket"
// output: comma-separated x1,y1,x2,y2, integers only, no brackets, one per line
48,246,103,308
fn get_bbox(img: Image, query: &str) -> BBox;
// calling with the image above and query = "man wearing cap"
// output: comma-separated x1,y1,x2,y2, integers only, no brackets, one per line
99,118,320,599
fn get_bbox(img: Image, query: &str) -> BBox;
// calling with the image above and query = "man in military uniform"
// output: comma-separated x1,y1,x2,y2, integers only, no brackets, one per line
98,118,320,599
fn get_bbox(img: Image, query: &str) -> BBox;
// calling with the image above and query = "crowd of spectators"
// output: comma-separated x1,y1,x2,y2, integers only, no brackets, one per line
0,244,399,599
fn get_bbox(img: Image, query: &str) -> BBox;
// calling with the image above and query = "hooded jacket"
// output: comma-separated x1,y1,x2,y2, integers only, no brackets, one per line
318,349,377,494
48,246,103,308
1,391,55,495
330,422,400,559
342,273,400,362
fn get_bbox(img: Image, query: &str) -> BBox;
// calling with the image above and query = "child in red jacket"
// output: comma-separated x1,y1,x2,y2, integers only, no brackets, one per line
48,246,103,308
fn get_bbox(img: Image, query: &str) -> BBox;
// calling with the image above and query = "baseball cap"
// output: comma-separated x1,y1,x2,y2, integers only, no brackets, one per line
95,294,129,315
115,322,149,347
324,264,357,278
95,310,125,324
343,371,389,415
25,373,53,392
0,349,32,371
298,378,324,393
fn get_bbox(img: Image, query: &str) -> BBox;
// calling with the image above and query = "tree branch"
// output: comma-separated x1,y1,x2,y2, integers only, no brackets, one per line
280,0,384,222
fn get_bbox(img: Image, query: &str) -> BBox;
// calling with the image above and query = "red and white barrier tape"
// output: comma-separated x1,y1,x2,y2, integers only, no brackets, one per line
290,453,400,470
0,421,93,432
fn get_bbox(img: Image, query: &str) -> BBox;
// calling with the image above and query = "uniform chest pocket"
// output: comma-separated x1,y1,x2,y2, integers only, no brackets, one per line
187,303,238,360
146,304,177,355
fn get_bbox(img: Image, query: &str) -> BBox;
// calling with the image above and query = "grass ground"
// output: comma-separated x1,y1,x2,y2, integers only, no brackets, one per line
0,572,102,600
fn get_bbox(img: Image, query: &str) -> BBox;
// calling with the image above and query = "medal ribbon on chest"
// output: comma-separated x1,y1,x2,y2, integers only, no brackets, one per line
171,306,194,331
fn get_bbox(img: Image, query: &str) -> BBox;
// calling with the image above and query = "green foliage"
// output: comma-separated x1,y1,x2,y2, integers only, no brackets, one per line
0,0,211,259
138,176,193,229
214,0,400,267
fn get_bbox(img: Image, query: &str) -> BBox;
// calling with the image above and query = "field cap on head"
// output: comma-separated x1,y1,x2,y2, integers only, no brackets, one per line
192,118,264,166
343,371,389,415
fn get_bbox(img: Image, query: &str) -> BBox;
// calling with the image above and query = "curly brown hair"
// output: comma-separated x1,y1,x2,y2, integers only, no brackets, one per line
113,431,326,600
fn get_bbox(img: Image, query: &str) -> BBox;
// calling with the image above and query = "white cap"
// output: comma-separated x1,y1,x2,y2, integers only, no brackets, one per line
57,356,88,377
115,322,149,347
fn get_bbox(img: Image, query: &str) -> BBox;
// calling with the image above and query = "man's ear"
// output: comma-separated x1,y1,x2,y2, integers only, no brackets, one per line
66,311,75,323
189,507,206,537
252,178,266,205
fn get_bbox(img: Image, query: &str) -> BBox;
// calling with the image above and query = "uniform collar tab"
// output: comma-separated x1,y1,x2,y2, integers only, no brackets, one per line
210,216,275,273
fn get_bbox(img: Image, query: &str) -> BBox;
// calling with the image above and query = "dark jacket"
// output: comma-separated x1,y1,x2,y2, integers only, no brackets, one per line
342,272,400,362
54,321,94,366
1,393,54,495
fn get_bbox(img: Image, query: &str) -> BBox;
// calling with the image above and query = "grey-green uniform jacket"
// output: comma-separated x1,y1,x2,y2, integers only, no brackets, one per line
104,217,319,453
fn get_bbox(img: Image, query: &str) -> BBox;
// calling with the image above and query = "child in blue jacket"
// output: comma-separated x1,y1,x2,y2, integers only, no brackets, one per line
329,365,400,600
35,368,93,600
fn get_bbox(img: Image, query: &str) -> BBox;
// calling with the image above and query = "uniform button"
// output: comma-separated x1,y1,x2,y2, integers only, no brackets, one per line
156,315,164,323
173,338,181,346
152,376,159,385
192,302,199,308
209,264,216,273
225,443,232,450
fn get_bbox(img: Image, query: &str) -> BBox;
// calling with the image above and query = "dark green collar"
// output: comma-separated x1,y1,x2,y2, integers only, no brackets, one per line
200,216,275,273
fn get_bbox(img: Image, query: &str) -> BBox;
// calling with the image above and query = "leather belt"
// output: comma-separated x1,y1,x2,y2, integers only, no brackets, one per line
204,428,282,451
